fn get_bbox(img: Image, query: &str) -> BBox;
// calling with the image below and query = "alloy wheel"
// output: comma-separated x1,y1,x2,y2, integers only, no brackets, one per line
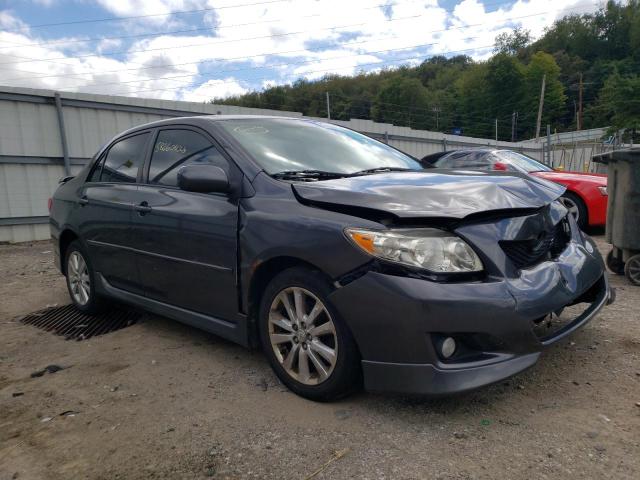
561,197,580,224
68,251,91,306
268,287,338,385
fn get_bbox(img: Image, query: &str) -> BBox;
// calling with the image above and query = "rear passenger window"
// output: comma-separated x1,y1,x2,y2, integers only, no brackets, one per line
438,152,490,169
100,133,150,183
148,129,228,187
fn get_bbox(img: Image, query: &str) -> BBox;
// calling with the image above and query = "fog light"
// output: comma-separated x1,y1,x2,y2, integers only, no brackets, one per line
440,337,456,359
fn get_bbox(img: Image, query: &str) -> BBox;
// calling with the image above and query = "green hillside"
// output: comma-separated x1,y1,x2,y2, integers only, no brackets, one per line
214,1,640,142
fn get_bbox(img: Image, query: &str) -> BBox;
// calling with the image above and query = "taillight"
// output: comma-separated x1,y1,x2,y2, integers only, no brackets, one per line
48,198,53,212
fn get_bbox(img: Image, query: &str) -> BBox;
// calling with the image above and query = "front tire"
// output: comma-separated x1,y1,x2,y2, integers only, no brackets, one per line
561,191,588,230
258,267,361,401
64,240,103,314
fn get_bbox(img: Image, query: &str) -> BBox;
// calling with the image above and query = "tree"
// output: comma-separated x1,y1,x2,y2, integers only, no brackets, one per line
455,63,492,138
519,52,567,137
371,77,432,129
600,72,640,142
212,1,640,140
486,54,525,123
494,27,531,57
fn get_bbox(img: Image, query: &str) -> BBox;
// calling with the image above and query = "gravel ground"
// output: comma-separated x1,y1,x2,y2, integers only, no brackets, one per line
0,237,639,480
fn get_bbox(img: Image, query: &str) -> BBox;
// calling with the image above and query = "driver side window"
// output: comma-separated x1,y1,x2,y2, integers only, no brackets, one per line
148,129,228,187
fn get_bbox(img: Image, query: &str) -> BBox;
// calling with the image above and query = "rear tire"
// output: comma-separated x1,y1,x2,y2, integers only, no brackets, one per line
64,240,103,314
561,191,588,230
624,254,640,286
258,267,362,402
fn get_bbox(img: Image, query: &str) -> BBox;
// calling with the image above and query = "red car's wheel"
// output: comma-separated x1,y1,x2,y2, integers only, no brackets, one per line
561,192,588,230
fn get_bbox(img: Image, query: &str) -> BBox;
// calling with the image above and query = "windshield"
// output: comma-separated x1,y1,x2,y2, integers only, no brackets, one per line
217,118,422,175
492,150,552,173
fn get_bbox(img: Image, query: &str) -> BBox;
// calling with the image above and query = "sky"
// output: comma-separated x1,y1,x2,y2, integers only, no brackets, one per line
0,0,602,102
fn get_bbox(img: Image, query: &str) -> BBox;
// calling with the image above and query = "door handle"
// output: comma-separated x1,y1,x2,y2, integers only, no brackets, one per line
135,201,152,215
79,195,89,206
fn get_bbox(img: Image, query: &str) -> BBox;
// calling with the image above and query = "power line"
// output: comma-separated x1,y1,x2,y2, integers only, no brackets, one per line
325,90,517,124
0,0,599,68
41,38,483,90
0,0,525,39
0,10,473,67
0,1,603,132
0,8,435,81
0,13,431,75
1,0,599,83
0,0,421,50
87,44,496,98
0,0,292,32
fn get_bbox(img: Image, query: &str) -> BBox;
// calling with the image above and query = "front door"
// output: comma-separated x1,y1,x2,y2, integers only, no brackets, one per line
75,131,151,294
130,127,239,322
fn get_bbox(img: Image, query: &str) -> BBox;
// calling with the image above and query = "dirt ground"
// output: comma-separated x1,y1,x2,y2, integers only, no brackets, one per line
0,237,639,480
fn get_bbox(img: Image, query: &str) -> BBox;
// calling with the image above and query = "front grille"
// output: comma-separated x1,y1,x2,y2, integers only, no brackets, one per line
500,217,571,270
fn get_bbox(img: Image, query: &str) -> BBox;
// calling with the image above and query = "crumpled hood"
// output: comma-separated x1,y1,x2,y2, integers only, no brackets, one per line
293,169,565,219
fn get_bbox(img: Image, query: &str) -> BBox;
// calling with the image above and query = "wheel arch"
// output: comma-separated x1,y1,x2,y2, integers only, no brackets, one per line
561,188,589,225
245,256,331,347
565,186,588,204
58,228,80,275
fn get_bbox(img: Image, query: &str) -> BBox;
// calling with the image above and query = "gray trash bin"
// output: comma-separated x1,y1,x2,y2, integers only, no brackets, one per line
592,148,640,285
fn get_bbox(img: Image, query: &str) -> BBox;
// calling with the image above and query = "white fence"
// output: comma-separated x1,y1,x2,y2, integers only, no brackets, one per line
0,86,606,242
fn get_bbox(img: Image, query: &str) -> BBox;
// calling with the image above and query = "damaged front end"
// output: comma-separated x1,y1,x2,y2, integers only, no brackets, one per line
243,168,612,395
323,197,611,395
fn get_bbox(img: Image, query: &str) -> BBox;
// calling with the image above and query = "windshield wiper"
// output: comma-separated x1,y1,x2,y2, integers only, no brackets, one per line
271,166,415,181
271,169,345,181
349,167,415,176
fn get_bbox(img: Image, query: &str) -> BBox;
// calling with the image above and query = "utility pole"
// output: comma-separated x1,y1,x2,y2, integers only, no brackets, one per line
432,106,441,130
326,91,331,120
511,112,516,142
535,74,546,141
495,118,498,142
546,124,552,166
54,92,71,176
577,73,583,131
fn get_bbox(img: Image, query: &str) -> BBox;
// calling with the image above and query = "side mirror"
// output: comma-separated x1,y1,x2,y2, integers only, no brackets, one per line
177,165,229,193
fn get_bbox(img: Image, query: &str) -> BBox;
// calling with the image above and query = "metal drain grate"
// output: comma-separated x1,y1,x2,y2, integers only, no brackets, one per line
20,304,140,340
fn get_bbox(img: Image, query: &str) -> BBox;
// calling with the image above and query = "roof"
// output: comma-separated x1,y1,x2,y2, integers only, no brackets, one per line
115,114,323,138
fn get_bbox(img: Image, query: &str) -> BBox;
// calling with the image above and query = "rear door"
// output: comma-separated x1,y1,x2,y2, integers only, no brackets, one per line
76,131,151,294
129,127,240,322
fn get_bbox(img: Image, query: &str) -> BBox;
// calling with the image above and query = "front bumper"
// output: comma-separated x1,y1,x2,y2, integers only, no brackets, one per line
329,237,611,396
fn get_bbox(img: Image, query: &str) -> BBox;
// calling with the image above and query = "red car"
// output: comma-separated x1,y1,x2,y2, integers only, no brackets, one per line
424,149,607,229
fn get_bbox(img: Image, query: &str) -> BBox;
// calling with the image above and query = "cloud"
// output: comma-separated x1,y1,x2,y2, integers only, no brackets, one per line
0,0,602,101
0,10,30,30
94,0,208,25
180,78,248,101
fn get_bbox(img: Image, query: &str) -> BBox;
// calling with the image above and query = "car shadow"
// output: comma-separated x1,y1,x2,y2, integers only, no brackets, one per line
133,304,602,427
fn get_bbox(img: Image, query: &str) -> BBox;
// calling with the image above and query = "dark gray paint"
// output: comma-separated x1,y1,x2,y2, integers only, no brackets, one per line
49,115,611,395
